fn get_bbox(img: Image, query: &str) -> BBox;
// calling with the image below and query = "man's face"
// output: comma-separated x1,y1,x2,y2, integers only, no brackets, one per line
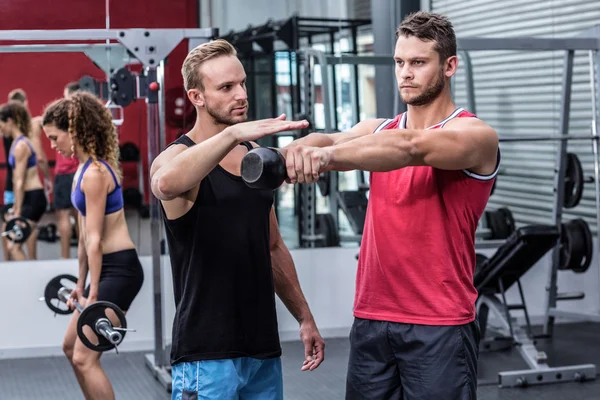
194,55,248,125
394,35,456,106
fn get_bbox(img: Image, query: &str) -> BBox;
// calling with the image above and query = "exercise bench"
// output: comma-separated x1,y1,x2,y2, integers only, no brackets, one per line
475,224,596,388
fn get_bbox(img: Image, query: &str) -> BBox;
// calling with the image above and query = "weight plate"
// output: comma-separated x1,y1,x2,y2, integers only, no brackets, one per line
77,301,127,352
570,219,593,273
4,216,32,243
43,274,78,315
564,153,584,209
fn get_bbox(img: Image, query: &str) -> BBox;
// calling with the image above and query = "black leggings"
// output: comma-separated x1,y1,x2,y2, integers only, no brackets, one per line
84,249,144,312
21,189,47,223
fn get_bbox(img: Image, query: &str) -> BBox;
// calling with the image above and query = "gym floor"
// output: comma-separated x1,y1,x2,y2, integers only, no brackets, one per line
1,322,600,399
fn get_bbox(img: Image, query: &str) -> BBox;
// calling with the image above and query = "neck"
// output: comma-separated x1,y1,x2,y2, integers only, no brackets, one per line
404,88,457,130
11,130,23,140
75,148,89,164
187,110,231,143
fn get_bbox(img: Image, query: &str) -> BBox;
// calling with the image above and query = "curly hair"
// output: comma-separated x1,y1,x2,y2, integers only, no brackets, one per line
43,92,121,179
0,101,32,137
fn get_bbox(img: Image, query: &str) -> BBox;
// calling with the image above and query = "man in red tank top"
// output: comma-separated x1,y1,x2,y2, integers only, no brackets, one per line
53,82,81,258
285,11,499,399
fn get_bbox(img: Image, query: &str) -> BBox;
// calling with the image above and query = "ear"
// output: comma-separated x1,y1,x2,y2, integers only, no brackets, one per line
444,55,459,78
187,89,205,108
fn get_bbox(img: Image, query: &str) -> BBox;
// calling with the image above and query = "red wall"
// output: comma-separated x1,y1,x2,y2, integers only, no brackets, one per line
0,0,200,202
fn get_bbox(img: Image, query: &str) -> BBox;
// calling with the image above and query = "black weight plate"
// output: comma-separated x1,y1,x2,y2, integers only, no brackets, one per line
564,153,584,209
570,219,593,273
110,68,136,107
43,274,77,315
5,216,32,243
559,222,572,270
77,301,127,352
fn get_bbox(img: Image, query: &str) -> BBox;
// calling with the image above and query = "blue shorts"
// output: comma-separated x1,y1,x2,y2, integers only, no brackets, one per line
3,191,13,205
171,357,283,400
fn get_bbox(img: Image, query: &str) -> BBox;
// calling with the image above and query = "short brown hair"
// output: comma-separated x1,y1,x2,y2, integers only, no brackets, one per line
8,88,27,103
64,81,81,95
181,39,237,92
396,11,456,63
0,101,32,137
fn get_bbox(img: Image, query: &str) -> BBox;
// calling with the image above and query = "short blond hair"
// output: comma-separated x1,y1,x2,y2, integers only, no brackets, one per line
182,39,237,92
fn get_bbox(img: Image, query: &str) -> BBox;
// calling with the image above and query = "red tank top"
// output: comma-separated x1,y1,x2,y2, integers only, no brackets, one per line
354,108,499,326
55,151,79,175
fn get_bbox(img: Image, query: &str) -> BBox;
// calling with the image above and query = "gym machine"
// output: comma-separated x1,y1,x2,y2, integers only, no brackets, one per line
0,26,219,393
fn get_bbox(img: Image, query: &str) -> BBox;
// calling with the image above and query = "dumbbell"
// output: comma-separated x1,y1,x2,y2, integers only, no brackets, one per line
241,147,287,190
40,274,133,353
1,216,32,243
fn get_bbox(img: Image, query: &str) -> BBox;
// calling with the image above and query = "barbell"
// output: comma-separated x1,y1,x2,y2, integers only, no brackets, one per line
40,274,133,353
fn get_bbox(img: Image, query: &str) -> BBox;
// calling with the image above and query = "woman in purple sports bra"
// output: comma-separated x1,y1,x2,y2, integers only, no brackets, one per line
42,91,144,400
0,100,48,260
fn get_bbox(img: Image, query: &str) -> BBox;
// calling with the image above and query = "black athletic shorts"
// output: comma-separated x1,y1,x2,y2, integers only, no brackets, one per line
84,249,144,312
21,189,47,223
54,173,75,210
346,317,480,400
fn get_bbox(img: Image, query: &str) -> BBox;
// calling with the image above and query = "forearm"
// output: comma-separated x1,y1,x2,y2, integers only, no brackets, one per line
152,129,239,200
85,239,102,298
329,131,416,172
271,244,313,324
287,133,335,149
38,159,51,180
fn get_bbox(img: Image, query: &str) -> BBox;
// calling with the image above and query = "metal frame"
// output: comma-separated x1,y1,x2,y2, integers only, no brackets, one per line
478,293,596,388
0,28,218,394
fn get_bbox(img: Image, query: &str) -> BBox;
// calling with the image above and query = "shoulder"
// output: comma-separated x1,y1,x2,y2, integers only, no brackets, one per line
352,117,399,134
31,116,43,132
443,116,497,136
151,142,189,175
81,161,110,190
14,139,30,156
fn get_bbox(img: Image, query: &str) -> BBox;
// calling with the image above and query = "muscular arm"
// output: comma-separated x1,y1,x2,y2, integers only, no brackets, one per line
151,129,240,201
76,214,89,288
30,117,51,181
81,166,108,300
285,119,386,150
269,208,314,324
328,118,499,173
11,143,28,216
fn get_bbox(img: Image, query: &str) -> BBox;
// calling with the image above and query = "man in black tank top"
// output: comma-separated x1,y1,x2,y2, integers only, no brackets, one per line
150,39,325,400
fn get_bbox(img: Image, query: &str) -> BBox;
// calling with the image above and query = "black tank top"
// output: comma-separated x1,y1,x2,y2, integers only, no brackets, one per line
161,134,281,365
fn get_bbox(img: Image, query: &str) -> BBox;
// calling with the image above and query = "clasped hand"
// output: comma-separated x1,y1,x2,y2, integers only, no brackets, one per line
283,146,332,184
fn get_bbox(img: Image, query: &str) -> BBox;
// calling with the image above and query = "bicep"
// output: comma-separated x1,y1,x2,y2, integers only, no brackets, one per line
13,145,28,179
419,120,498,170
82,172,108,241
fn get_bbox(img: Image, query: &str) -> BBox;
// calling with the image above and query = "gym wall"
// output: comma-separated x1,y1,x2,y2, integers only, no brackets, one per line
0,0,198,201
200,0,350,32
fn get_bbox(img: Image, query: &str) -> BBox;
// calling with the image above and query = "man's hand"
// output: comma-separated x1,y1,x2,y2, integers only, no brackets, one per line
285,145,332,184
44,178,53,196
228,114,309,143
299,319,325,371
